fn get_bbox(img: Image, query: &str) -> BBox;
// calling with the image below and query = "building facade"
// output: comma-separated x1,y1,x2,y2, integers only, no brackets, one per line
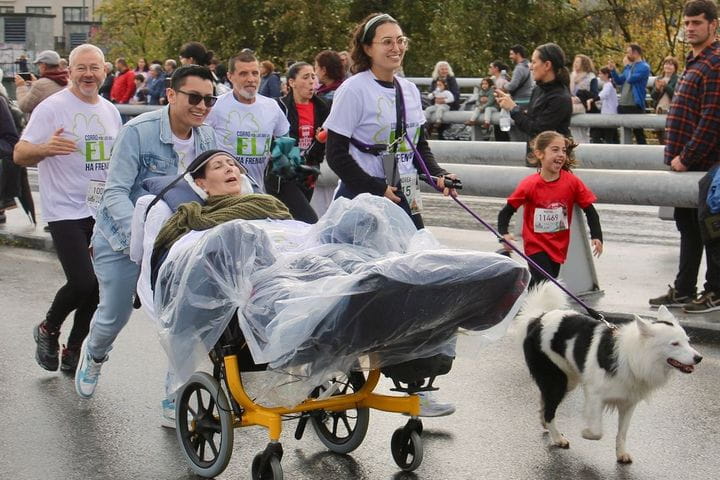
0,0,103,78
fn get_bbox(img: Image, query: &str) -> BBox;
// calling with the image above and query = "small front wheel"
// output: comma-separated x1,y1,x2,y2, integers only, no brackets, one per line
391,428,423,472
251,452,283,480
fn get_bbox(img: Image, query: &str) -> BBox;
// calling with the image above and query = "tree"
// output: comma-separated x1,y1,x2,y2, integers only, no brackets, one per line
93,0,693,77
94,0,177,64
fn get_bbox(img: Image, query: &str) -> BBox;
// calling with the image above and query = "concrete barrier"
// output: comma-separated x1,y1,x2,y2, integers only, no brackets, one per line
317,163,702,208
427,141,666,170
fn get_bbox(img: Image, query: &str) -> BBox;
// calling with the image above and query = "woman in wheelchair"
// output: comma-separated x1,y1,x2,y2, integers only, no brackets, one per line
130,149,528,478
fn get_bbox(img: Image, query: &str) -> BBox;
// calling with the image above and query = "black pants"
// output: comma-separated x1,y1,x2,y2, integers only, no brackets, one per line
674,207,720,295
266,175,318,224
590,127,619,144
527,251,561,288
617,105,646,144
45,217,99,349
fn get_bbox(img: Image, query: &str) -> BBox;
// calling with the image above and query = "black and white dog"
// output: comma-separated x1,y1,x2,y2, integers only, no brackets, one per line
518,282,702,463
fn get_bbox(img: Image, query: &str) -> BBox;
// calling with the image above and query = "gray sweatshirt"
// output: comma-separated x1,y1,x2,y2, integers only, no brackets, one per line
506,59,534,101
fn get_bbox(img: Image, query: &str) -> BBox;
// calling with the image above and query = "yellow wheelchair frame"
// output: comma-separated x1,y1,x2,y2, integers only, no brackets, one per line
175,353,426,479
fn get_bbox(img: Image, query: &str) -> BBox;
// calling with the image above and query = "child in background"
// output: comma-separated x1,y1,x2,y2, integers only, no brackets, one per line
425,78,455,126
497,130,603,287
588,67,618,144
465,77,497,127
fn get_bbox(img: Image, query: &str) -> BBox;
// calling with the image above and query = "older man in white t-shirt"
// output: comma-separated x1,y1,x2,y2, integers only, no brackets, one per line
14,44,121,373
206,50,289,192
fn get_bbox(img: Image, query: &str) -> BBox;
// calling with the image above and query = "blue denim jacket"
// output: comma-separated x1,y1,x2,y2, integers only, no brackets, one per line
95,106,216,251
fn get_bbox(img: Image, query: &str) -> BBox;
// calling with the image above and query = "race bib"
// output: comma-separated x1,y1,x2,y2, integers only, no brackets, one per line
534,206,567,233
400,172,423,215
86,180,105,213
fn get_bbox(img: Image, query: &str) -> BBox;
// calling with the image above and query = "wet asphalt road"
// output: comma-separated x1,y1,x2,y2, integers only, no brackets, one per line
1,246,719,480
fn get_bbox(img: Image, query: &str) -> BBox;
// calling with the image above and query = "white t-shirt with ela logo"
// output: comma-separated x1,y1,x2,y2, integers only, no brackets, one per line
172,130,195,173
205,92,289,192
21,88,122,222
323,70,426,179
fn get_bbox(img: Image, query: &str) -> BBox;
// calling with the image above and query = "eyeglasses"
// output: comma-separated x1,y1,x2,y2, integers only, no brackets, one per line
175,89,217,107
373,36,410,49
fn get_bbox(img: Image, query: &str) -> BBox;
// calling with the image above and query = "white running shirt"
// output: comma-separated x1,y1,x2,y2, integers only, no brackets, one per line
206,92,289,192
21,89,122,222
323,70,426,178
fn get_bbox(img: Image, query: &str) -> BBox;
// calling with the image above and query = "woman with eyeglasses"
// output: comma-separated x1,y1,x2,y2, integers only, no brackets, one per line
495,43,573,139
323,13,459,417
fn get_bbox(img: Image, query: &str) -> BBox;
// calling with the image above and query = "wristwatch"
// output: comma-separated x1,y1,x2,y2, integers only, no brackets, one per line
510,105,521,115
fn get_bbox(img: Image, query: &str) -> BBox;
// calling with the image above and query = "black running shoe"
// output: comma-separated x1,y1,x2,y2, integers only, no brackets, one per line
34,322,60,371
60,345,81,372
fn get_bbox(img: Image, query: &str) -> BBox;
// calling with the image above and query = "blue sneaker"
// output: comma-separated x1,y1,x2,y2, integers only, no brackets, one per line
74,339,107,399
161,398,176,429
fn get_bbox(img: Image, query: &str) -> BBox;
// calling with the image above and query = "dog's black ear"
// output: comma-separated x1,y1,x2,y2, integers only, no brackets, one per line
635,315,654,337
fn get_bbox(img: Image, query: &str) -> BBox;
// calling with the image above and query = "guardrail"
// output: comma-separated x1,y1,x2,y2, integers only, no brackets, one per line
427,141,666,170
406,76,658,89
439,111,665,144
115,105,665,145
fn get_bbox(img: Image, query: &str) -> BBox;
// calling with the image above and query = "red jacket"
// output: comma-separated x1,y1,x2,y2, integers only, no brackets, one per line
110,70,136,104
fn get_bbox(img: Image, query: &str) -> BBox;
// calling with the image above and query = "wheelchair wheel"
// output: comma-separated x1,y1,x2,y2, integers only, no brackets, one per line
176,372,234,478
391,428,423,472
251,452,283,480
310,371,370,454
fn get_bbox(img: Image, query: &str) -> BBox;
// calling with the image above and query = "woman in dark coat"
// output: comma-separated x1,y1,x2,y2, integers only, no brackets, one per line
495,43,573,139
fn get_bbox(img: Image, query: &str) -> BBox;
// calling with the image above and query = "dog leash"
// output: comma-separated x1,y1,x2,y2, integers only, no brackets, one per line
394,82,614,329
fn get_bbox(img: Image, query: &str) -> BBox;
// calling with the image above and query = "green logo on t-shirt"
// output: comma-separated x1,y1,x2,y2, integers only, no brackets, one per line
66,113,113,171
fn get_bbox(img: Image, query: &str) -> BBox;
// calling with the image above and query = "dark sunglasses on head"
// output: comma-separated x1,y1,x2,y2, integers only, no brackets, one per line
175,89,217,107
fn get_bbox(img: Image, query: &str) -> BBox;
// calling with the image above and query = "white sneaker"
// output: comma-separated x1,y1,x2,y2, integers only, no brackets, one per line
74,339,107,399
416,391,455,417
161,398,176,429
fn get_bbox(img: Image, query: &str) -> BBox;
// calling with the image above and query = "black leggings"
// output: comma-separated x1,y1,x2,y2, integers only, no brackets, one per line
266,175,318,224
527,251,561,288
45,217,98,348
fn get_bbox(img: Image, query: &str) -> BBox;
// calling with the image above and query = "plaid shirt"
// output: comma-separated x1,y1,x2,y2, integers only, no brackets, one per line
665,41,720,171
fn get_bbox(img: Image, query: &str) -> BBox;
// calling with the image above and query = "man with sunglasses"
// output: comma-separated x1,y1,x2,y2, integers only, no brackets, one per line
75,65,217,404
206,50,289,192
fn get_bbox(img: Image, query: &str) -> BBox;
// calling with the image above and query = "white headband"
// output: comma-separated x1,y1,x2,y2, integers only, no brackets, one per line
362,14,396,43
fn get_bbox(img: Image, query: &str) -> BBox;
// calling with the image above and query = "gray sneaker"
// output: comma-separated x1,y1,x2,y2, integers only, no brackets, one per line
649,285,695,308
416,391,455,417
683,291,720,314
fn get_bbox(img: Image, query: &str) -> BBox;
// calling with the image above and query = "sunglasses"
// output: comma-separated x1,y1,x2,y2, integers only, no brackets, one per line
175,89,217,107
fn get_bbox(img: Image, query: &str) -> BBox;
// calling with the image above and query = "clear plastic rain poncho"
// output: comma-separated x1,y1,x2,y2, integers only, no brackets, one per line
154,194,529,406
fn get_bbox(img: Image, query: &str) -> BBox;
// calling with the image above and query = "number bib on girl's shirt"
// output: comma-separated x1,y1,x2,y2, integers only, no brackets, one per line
533,205,568,233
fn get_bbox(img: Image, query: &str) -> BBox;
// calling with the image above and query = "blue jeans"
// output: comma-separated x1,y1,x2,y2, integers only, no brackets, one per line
86,229,140,360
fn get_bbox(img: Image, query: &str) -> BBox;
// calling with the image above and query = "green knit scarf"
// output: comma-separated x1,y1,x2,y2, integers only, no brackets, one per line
154,194,292,251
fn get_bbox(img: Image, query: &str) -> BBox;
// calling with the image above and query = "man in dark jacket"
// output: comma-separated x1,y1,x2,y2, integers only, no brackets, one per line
98,62,115,101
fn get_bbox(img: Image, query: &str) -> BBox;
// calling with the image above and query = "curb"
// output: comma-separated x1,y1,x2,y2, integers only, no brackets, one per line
0,228,54,252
